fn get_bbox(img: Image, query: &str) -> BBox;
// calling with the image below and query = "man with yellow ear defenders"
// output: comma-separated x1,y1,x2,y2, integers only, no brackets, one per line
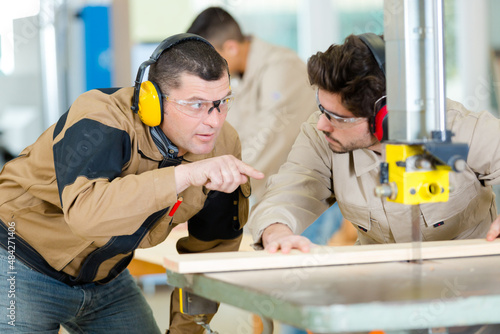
0,33,263,334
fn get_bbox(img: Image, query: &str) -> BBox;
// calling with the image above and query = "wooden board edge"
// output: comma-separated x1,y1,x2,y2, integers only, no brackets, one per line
163,238,500,274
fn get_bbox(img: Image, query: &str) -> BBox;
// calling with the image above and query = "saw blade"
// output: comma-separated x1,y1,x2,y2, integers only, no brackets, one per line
411,204,422,263
411,204,423,297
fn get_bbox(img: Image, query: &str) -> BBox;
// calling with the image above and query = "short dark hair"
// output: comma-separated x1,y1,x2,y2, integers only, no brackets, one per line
307,34,386,118
186,7,245,48
148,39,229,94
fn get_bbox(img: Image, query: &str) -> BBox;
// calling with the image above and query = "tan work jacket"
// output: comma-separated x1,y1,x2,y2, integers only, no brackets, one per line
0,87,249,284
226,37,317,201
249,99,498,245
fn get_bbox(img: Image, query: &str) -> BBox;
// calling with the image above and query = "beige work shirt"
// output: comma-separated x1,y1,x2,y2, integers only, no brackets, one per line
249,99,499,245
226,37,317,201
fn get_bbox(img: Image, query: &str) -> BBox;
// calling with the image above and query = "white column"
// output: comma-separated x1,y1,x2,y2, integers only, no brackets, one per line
455,0,491,113
297,0,339,62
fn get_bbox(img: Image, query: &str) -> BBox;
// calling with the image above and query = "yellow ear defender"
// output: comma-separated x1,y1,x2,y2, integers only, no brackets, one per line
130,33,213,127
137,81,163,127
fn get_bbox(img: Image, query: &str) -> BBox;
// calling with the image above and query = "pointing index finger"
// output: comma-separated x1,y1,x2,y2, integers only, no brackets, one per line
237,161,264,180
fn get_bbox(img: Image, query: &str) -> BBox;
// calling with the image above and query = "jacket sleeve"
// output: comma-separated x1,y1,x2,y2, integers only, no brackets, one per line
247,111,335,246
53,116,178,240
447,100,500,185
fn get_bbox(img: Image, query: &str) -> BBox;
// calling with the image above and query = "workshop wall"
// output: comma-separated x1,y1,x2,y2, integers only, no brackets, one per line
0,0,499,163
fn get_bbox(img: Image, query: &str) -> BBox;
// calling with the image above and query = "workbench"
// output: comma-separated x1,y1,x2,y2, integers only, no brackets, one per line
165,252,500,333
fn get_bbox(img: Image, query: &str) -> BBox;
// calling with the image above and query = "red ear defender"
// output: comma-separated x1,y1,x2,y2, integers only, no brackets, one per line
373,103,388,142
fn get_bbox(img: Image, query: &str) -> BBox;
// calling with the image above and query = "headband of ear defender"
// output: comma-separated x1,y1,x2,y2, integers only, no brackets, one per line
358,33,385,75
131,33,214,127
358,33,387,141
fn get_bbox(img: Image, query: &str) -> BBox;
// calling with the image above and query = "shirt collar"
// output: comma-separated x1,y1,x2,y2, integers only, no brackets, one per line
352,148,382,177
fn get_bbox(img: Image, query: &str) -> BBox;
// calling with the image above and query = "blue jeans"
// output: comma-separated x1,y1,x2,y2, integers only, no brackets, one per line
301,202,343,245
0,247,161,333
281,203,343,334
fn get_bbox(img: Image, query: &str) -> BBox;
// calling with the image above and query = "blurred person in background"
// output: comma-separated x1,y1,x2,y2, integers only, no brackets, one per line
187,6,317,202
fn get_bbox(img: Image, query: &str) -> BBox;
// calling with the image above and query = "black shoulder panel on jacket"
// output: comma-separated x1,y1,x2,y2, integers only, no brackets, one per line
188,189,243,241
53,118,132,205
95,87,122,95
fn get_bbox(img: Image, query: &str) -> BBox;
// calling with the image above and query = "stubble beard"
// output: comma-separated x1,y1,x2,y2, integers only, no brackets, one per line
324,132,378,154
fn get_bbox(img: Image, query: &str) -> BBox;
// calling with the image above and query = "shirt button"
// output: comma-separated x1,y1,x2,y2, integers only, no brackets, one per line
169,149,174,154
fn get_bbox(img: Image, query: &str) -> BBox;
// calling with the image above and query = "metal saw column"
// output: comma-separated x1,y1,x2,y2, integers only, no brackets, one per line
384,0,448,142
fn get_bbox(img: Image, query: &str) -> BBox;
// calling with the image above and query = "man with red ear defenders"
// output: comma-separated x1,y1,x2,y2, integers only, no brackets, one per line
249,33,500,256
0,33,263,334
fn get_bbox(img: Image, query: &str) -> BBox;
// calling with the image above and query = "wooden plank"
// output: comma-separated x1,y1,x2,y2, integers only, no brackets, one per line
163,239,500,274
133,228,255,267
